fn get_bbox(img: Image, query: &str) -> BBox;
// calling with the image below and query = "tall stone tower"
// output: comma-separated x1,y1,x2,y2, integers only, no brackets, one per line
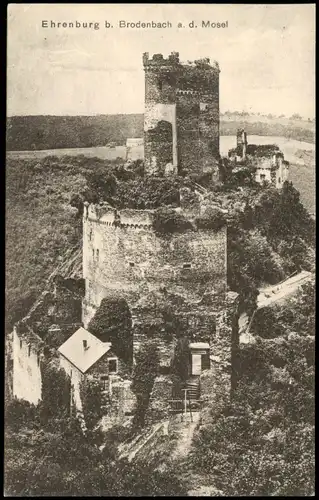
143,52,220,176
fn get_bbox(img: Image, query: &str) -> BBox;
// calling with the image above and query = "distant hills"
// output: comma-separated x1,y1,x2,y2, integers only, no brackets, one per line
6,113,314,151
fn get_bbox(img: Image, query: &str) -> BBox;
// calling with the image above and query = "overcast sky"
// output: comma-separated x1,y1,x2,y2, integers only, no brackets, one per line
7,4,315,118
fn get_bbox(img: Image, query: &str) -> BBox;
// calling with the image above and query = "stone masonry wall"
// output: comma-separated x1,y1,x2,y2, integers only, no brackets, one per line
200,291,239,424
82,204,227,328
12,327,43,405
143,52,220,176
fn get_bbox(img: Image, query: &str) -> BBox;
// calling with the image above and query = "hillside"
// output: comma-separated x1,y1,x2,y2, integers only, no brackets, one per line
6,153,315,334
6,113,315,151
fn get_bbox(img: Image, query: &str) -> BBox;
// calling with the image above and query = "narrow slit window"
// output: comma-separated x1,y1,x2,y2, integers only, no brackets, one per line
278,177,281,184
28,344,31,357
96,249,99,261
20,339,22,349
89,229,92,241
37,352,40,366
92,249,95,259
158,80,162,91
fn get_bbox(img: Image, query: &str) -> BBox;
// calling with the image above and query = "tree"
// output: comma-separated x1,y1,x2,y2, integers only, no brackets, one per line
152,207,194,234
88,297,132,364
171,337,190,382
70,193,84,218
195,207,226,231
39,362,71,428
131,341,160,429
79,378,104,435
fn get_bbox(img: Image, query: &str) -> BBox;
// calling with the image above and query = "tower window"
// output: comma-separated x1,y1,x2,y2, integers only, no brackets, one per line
37,352,40,366
183,263,192,269
158,80,162,91
278,177,281,184
20,339,22,349
129,262,135,268
28,344,31,357
96,249,99,261
92,249,95,258
260,174,266,181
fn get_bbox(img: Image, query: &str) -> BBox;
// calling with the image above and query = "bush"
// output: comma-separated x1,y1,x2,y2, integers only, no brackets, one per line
171,338,190,382
5,399,39,432
152,207,194,234
88,296,132,364
195,207,226,231
79,378,104,433
39,363,71,426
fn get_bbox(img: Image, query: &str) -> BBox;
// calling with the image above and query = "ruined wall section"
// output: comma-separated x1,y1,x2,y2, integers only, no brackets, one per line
176,92,200,173
82,203,227,328
177,63,220,174
143,53,220,176
200,291,240,424
12,327,43,405
143,53,178,174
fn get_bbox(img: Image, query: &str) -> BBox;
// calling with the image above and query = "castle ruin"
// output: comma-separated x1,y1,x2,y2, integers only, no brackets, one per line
143,52,220,176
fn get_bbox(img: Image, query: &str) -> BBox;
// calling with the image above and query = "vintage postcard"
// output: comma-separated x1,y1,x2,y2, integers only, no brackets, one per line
5,3,315,496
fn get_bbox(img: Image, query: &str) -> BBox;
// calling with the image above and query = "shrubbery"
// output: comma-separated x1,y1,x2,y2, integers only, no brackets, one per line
88,297,132,364
152,207,194,234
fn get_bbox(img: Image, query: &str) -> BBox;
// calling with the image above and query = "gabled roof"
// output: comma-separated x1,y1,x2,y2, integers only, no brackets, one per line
57,327,112,374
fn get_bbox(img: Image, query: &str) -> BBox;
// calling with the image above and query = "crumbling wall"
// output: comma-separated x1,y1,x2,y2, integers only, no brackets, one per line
143,52,220,176
200,291,239,424
143,54,178,175
12,327,43,405
145,375,173,424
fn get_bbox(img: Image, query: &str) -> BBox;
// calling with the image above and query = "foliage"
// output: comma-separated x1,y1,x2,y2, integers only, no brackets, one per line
79,378,104,433
88,297,132,364
226,182,314,314
253,278,315,339
253,181,315,246
131,341,160,429
195,207,226,231
246,143,280,157
5,398,39,432
171,337,190,382
4,418,186,496
6,156,83,333
152,207,194,234
190,287,315,496
39,362,71,427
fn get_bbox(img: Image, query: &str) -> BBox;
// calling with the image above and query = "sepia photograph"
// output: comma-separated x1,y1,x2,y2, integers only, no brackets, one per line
5,3,315,496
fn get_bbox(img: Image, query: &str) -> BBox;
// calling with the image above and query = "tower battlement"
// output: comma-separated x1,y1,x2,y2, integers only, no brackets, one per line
143,51,180,69
84,203,155,229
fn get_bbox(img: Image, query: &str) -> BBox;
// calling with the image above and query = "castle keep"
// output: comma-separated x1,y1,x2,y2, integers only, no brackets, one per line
143,52,220,176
